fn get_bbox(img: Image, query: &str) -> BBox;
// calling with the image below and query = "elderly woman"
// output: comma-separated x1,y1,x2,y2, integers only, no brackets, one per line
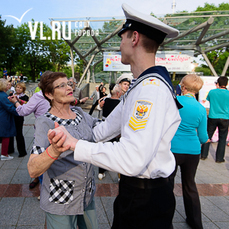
27,72,98,229
0,79,18,160
169,74,209,229
8,82,29,157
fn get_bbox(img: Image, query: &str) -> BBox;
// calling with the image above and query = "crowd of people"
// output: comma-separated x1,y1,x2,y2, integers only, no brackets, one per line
1,3,229,229
2,69,25,85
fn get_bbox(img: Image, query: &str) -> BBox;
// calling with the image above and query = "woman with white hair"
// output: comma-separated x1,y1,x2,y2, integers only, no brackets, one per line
0,79,18,160
169,74,210,229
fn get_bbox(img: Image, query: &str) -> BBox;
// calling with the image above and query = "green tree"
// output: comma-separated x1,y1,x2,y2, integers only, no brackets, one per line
14,21,53,81
45,27,71,72
0,16,17,76
14,20,74,81
194,3,229,75
164,3,229,76
196,2,229,11
195,66,211,75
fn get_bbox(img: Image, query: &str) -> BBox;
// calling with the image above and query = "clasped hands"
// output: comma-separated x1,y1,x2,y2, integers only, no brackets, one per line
8,95,18,103
48,122,78,153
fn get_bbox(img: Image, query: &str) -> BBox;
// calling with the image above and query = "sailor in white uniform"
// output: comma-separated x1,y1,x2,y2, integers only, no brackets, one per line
48,3,182,229
116,73,133,100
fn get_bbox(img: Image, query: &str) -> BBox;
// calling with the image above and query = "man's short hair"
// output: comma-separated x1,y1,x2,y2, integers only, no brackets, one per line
126,30,159,53
112,84,122,96
141,34,160,53
217,76,228,87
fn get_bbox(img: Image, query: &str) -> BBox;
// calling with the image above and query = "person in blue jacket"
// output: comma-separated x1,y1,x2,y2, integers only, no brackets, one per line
176,82,181,96
0,79,19,160
169,74,210,229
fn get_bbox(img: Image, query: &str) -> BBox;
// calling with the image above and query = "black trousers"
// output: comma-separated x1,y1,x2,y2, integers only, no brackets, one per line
112,176,175,229
201,118,229,161
8,116,27,156
169,153,203,229
98,167,106,174
89,100,99,115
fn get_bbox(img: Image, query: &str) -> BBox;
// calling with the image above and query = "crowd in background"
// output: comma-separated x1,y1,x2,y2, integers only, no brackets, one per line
1,68,229,229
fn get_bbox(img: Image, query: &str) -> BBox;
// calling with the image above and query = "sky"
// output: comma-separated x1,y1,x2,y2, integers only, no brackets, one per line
1,0,226,27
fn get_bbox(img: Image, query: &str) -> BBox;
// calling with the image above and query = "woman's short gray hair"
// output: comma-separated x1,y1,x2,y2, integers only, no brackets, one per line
111,84,122,96
181,74,203,94
69,77,77,83
0,78,8,92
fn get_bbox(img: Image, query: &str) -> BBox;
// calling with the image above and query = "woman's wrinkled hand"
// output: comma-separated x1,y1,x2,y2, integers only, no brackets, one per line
8,95,18,103
48,122,78,151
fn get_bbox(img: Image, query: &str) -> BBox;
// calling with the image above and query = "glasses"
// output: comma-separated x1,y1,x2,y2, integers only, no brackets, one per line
54,81,73,89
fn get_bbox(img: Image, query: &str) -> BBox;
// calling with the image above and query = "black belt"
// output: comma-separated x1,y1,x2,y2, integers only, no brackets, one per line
120,175,168,189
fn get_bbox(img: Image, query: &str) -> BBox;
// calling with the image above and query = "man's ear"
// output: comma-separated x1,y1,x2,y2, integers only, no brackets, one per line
45,92,53,101
132,31,140,47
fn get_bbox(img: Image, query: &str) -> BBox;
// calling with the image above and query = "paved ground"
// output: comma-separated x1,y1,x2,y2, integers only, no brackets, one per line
0,109,229,229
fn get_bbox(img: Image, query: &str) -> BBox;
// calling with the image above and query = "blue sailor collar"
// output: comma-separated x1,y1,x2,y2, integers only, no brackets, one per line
124,66,183,109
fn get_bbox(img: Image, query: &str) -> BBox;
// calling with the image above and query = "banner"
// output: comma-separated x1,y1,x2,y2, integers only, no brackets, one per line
103,50,194,72
199,76,217,108
155,50,194,72
103,52,130,71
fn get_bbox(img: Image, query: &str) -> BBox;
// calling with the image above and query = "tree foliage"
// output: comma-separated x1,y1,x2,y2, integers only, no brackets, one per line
0,18,81,81
164,3,229,76
196,2,229,11
2,3,229,80
14,21,53,81
194,3,229,76
0,16,17,76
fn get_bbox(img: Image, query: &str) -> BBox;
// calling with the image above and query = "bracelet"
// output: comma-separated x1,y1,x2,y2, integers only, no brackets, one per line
14,101,19,105
46,147,58,160
75,99,78,105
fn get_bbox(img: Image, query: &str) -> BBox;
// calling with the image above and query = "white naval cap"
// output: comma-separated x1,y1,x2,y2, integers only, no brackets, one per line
118,3,179,44
116,73,133,84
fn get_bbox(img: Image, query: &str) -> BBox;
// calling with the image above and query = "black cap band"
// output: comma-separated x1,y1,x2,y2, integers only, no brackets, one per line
119,78,131,83
118,19,167,44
